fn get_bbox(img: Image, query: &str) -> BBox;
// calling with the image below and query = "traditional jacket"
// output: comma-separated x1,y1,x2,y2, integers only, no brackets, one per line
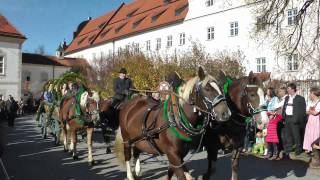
113,77,134,101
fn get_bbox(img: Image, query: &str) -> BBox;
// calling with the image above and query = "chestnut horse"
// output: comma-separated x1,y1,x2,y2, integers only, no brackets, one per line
59,91,100,165
115,67,231,180
202,71,268,180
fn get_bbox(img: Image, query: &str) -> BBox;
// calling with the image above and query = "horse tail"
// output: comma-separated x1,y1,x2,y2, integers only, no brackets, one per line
114,127,125,165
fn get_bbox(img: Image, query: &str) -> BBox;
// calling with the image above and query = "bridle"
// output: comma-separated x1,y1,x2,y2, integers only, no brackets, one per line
232,83,266,126
192,79,227,122
85,97,100,122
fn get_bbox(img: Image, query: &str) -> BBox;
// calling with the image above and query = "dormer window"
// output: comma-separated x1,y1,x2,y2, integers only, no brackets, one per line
152,8,167,22
115,22,127,33
133,16,147,29
88,35,95,42
175,4,188,16
77,37,87,45
98,21,107,29
163,0,171,5
100,28,112,38
127,8,139,18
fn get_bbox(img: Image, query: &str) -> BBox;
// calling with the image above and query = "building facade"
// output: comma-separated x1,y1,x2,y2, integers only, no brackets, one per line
22,52,87,100
0,15,26,100
64,0,313,81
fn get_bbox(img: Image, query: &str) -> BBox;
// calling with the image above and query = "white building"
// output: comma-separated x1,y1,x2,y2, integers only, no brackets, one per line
0,14,26,100
22,51,88,100
64,0,313,81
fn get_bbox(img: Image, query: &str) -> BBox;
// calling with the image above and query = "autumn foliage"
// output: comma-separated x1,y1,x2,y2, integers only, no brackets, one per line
76,42,246,98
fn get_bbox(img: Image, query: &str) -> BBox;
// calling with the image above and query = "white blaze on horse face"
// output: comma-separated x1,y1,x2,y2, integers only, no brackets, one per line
80,92,89,107
257,87,268,124
210,82,222,95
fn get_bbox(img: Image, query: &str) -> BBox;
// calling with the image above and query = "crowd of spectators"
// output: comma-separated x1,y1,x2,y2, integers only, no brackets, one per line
243,83,320,168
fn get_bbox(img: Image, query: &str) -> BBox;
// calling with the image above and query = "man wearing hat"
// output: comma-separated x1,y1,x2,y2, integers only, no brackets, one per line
112,67,134,107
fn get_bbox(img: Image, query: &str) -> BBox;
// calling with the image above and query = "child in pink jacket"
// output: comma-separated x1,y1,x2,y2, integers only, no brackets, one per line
265,112,283,160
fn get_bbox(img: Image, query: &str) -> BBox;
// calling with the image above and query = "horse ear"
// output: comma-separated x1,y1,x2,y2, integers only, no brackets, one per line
248,71,255,83
198,66,206,81
216,70,226,88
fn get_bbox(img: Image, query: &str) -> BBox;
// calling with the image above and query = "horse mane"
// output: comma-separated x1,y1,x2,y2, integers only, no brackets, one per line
179,75,217,102
80,90,100,107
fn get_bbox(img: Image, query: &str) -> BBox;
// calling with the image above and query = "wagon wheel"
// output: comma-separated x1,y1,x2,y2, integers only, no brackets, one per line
39,113,45,134
41,113,48,139
52,119,61,146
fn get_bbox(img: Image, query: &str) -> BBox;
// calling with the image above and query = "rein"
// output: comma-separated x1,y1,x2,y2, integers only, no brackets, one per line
223,78,267,126
130,88,213,115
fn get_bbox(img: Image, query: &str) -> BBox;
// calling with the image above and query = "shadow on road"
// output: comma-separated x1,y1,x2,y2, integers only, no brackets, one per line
1,115,316,180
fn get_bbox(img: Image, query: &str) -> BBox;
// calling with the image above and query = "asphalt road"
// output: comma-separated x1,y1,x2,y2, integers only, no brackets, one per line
1,115,320,180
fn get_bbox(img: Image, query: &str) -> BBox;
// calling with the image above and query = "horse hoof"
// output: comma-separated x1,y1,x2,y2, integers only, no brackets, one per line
88,160,95,166
73,155,79,160
63,147,68,152
202,174,210,180
106,147,112,154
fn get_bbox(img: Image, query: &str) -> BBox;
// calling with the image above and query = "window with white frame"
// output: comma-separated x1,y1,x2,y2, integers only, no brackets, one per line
256,57,266,72
207,27,214,40
125,45,130,52
179,33,185,45
167,35,172,48
134,43,140,53
288,8,298,26
0,56,4,75
287,54,298,71
230,21,239,36
117,47,123,56
206,0,214,7
156,38,161,50
146,40,151,51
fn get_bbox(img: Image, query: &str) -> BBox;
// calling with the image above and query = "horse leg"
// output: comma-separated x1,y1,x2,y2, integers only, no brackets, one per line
102,125,112,154
87,127,95,166
167,152,186,180
71,129,79,160
124,143,135,180
53,120,60,146
182,165,193,180
203,144,218,180
62,125,68,152
163,167,174,180
231,148,241,180
133,147,141,177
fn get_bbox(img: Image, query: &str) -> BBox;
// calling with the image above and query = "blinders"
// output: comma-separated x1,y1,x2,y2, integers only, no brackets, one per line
85,97,100,122
241,84,262,117
191,79,226,120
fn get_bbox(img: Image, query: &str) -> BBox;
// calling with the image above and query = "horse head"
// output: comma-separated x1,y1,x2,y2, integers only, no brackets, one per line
180,66,231,122
82,91,100,123
234,71,268,124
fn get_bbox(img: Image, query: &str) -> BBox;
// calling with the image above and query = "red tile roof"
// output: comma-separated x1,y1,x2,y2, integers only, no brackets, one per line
0,14,26,39
65,0,188,54
22,53,88,67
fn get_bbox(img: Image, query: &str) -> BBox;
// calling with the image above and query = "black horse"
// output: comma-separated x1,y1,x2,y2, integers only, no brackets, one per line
202,71,268,180
99,99,120,154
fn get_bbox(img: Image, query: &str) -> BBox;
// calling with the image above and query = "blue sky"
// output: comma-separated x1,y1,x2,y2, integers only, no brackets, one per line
0,0,131,55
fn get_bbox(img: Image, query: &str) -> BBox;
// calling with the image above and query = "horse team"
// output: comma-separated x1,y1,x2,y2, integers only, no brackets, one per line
36,67,267,180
